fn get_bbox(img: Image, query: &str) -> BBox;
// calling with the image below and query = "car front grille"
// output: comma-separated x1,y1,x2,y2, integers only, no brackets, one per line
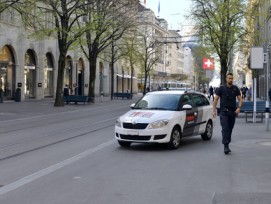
123,123,148,129
120,134,151,141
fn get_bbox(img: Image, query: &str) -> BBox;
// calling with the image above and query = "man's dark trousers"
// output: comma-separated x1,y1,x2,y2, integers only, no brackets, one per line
220,110,236,144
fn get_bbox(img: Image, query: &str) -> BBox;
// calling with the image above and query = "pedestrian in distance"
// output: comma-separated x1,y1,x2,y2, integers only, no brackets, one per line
208,86,214,100
241,86,247,100
158,85,162,91
212,73,243,155
63,84,69,96
63,84,69,104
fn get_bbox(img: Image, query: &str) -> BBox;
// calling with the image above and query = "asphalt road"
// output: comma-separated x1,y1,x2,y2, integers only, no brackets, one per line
0,97,271,204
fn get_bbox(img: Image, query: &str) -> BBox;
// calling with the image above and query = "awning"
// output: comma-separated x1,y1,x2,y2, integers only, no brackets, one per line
116,74,137,79
24,65,35,70
44,67,53,71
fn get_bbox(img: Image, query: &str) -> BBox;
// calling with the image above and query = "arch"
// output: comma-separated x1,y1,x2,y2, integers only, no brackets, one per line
44,52,55,97
78,58,84,71
77,58,85,95
0,45,16,100
24,49,37,98
65,56,73,92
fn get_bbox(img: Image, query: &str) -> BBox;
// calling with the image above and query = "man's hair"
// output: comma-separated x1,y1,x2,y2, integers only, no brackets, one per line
226,73,233,77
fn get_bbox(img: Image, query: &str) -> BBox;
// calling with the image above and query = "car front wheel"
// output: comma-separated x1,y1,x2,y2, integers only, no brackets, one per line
167,126,181,149
201,121,213,141
118,140,132,147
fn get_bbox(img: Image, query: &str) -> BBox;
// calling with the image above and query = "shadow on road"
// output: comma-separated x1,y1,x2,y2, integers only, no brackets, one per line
116,136,212,152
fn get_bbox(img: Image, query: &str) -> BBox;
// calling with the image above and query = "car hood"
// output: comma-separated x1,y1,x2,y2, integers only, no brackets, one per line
119,110,175,123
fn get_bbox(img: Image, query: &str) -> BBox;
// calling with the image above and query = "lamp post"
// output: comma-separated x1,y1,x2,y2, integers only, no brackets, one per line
122,66,124,93
264,44,270,131
110,40,115,100
110,2,116,100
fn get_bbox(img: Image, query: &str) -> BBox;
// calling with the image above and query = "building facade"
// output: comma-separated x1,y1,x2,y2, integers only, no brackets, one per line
0,0,190,101
137,4,187,91
248,0,271,99
0,1,141,102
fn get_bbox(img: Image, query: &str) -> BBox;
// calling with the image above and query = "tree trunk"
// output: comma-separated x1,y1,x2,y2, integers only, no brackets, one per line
88,54,97,102
143,73,148,95
130,66,133,96
110,59,114,100
143,59,148,95
220,57,228,85
54,51,66,107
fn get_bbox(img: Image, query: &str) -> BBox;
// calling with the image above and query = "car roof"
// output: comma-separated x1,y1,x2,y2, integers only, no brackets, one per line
146,90,204,96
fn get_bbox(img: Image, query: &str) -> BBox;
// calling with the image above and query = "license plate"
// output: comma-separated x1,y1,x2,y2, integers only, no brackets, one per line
127,130,139,135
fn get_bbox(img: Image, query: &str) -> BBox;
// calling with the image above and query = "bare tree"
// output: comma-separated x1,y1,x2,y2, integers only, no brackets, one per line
77,0,138,101
0,0,20,13
136,29,161,95
98,38,126,99
121,33,141,96
16,0,92,106
190,0,248,85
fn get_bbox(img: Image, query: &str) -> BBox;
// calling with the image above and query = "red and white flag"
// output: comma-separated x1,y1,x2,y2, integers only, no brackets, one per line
202,58,215,70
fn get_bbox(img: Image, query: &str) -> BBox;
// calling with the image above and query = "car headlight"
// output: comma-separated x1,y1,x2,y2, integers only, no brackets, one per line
115,118,122,127
148,120,169,129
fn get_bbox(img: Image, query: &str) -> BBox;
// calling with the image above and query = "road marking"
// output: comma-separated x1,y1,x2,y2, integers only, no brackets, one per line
0,139,115,196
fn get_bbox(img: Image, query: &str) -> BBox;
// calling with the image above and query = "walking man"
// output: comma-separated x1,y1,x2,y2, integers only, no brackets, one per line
208,86,214,100
213,73,243,154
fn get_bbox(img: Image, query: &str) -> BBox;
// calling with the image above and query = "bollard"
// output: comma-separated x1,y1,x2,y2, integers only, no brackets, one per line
0,88,3,103
100,91,104,102
15,88,21,102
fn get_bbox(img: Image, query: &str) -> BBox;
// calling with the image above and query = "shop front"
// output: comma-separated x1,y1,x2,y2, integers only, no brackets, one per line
24,49,37,98
0,45,16,101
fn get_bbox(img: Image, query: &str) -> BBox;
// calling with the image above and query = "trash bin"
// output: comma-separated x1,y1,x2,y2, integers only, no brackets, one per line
0,88,3,103
15,88,21,102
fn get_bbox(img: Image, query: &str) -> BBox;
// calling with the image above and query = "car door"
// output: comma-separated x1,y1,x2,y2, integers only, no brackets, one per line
181,94,198,137
198,94,212,133
190,93,208,134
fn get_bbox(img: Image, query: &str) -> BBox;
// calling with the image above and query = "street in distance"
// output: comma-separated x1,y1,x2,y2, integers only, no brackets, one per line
115,90,215,149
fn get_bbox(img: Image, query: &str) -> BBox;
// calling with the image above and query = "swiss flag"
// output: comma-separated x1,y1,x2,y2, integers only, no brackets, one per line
202,58,215,70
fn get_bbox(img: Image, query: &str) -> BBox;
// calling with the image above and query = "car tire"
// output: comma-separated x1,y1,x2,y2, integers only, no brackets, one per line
118,140,132,147
201,121,213,141
167,126,181,149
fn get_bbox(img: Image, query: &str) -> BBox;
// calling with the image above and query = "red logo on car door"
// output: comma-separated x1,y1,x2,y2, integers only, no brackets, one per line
186,115,195,122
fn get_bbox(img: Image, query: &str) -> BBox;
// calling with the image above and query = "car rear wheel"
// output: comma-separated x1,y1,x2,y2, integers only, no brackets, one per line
118,140,132,147
167,126,181,149
201,121,213,141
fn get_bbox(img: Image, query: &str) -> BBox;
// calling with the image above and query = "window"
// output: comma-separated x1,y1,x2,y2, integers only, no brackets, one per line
181,94,193,106
200,95,210,106
191,94,209,107
192,94,204,107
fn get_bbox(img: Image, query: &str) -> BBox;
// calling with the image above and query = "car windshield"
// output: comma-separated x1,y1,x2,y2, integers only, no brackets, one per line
134,94,181,111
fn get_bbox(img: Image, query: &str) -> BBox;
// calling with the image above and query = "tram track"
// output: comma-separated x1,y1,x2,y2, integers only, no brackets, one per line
0,123,115,162
0,98,134,162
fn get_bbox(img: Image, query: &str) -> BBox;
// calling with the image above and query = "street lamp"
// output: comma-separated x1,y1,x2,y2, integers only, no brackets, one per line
110,2,116,100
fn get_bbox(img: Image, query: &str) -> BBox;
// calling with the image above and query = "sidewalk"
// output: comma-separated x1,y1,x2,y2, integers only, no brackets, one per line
0,93,143,121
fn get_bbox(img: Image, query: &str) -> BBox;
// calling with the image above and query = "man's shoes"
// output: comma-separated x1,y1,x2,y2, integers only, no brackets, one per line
224,144,231,154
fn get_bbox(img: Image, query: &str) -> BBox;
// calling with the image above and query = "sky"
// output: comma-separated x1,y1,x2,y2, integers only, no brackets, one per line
140,0,193,30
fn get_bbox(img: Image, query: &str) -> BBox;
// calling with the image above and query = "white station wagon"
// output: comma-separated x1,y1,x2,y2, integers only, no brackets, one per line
115,90,215,149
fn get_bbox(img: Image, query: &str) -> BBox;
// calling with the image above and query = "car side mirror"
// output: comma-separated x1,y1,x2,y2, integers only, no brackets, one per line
130,103,135,109
182,104,192,110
